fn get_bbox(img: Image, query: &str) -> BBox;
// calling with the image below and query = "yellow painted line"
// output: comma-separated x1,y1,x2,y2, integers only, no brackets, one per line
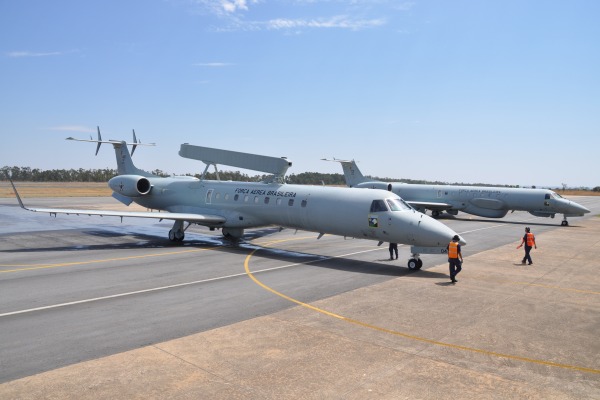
0,247,216,273
245,239,600,375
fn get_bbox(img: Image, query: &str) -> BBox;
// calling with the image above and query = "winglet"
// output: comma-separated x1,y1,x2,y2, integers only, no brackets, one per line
3,171,27,210
131,129,138,156
95,126,102,156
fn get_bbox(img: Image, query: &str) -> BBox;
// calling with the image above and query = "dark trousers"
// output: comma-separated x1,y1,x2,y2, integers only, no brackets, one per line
389,245,398,259
522,246,533,264
449,258,462,280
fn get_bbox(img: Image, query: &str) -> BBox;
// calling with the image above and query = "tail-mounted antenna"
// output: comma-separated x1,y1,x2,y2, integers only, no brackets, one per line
66,126,156,156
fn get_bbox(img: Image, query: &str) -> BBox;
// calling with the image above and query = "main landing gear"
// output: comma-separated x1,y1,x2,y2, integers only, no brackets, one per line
407,253,423,270
168,220,188,242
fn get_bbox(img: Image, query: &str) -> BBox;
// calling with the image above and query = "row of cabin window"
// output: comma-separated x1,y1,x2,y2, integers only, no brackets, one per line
212,192,308,207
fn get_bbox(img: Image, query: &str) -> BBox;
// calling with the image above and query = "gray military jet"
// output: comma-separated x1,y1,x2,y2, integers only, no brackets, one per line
6,129,464,269
327,159,590,226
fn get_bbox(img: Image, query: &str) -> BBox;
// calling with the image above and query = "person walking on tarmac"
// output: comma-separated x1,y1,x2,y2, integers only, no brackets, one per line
517,227,537,265
447,235,463,283
389,242,398,260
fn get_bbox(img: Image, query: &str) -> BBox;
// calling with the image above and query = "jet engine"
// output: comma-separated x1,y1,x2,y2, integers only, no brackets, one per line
108,175,152,197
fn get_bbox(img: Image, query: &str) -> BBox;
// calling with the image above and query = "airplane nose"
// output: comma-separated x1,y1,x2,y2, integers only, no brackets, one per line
564,200,590,216
576,203,591,214
458,235,467,246
413,213,463,247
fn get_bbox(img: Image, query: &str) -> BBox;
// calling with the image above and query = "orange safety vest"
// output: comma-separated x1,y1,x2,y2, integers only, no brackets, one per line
448,242,459,258
526,232,535,246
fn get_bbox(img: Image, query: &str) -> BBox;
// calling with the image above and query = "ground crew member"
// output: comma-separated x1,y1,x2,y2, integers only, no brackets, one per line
517,227,537,265
447,235,463,283
389,242,398,260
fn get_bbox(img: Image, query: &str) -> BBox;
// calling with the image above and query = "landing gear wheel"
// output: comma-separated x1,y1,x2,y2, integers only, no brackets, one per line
432,210,440,218
408,258,421,270
561,220,569,226
169,229,185,242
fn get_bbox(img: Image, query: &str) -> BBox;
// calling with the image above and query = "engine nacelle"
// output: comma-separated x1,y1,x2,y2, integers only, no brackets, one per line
108,175,152,197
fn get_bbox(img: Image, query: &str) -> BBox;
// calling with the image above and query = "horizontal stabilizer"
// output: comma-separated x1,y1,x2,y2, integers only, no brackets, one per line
179,144,292,176
66,126,155,156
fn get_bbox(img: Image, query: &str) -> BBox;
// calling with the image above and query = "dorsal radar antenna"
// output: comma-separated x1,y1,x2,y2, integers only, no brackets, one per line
179,144,292,183
65,126,156,156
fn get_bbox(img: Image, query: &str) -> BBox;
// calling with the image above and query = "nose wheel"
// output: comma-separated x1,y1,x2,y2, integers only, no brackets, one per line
407,255,423,270
561,216,569,226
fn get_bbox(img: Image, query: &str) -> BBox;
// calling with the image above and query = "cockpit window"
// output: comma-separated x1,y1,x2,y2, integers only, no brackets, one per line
551,192,563,199
386,198,411,211
370,200,389,212
545,193,550,200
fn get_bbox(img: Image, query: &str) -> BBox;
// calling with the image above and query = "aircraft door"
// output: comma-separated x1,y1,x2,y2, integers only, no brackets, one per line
205,189,213,205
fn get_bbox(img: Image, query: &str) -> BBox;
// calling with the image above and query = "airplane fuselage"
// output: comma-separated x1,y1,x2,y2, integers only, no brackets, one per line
355,181,589,219
110,174,458,247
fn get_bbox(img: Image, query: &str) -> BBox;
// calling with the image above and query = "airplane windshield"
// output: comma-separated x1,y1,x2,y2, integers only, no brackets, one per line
386,198,412,211
550,191,563,199
370,200,389,212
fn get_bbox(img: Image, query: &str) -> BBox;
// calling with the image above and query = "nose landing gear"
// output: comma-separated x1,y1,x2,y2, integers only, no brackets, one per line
407,254,423,270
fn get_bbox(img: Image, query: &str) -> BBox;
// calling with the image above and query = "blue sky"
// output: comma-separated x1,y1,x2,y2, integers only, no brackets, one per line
1,0,598,188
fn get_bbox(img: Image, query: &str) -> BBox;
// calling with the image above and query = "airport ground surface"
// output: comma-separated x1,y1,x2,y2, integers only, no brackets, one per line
0,196,598,399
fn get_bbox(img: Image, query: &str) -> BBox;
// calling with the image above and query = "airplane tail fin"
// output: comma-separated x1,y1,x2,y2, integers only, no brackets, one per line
322,158,369,187
66,127,156,176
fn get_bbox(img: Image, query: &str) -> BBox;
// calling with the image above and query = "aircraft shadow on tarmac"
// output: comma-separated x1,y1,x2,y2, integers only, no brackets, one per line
445,216,582,228
236,242,449,279
0,226,285,253
1,226,448,279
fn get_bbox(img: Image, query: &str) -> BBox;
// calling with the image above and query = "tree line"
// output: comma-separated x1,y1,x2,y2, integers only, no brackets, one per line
1,165,599,191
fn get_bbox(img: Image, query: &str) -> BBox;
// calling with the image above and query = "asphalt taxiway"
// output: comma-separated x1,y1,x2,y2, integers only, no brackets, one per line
0,196,599,399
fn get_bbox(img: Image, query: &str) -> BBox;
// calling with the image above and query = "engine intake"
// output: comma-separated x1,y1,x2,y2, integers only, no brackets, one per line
108,175,152,197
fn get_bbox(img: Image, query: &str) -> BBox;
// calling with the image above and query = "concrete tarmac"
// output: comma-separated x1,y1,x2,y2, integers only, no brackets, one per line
1,211,598,398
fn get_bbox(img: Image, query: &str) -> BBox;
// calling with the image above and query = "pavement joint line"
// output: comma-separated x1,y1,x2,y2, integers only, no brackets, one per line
245,237,600,375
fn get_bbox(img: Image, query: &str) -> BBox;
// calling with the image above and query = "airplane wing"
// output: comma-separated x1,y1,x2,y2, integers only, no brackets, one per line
18,206,226,224
407,201,453,212
5,176,226,225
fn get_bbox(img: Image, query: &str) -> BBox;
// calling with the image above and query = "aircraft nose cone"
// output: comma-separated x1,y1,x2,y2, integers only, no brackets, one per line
577,203,591,214
565,200,590,216
415,213,464,247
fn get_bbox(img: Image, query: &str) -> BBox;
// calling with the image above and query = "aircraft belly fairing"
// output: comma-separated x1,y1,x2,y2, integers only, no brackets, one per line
462,204,509,218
